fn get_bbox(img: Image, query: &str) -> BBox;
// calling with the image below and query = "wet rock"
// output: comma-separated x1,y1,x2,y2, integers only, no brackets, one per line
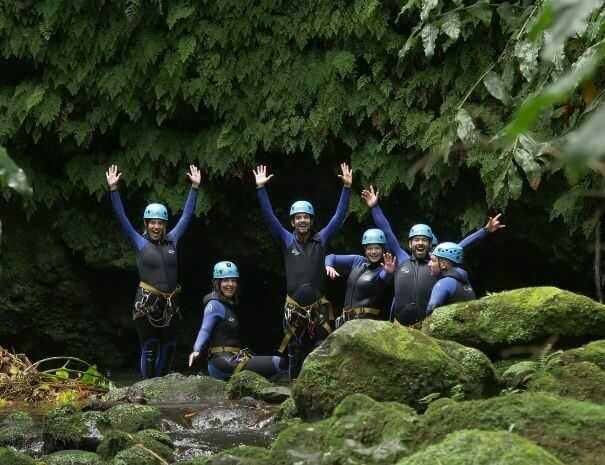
43,406,109,453
111,445,163,465
0,447,37,465
105,404,161,433
0,411,38,449
191,405,272,432
259,387,291,404
293,320,496,419
178,445,270,464
226,371,272,400
397,429,564,465
123,373,226,404
422,287,605,355
96,429,174,463
418,392,605,465
101,387,130,403
43,449,105,465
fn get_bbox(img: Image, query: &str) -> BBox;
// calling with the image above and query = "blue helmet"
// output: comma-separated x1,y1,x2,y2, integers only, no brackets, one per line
431,233,438,245
144,203,168,221
361,228,386,245
432,242,463,264
290,200,314,216
213,261,240,279
408,223,433,239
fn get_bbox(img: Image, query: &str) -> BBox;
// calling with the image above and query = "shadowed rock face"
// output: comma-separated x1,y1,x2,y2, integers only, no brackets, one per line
396,429,565,465
292,319,496,419
422,287,605,355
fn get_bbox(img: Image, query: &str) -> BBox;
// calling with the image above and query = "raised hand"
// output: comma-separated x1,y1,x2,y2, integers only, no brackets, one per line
361,185,379,208
326,266,340,280
338,163,353,187
187,164,201,188
188,351,200,367
381,252,396,274
485,213,506,233
252,164,274,188
105,165,122,191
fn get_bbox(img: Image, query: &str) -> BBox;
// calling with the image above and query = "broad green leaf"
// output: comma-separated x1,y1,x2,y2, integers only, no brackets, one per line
514,40,541,81
508,164,523,199
539,0,603,60
0,146,33,197
441,13,461,40
455,108,477,144
507,44,605,135
420,0,439,22
81,365,102,385
25,87,45,111
398,0,418,20
483,71,509,104
166,2,196,30
513,146,542,190
421,24,439,58
54,368,70,380
468,0,492,26
565,104,605,159
399,25,421,59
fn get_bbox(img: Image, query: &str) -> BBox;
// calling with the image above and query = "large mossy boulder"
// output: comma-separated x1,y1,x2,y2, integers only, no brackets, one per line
180,445,271,465
0,411,37,449
292,320,496,419
43,450,106,465
397,429,564,465
418,392,605,465
96,429,173,462
422,287,605,354
119,373,226,403
43,406,109,453
557,339,605,369
0,447,37,465
226,370,273,400
105,404,161,433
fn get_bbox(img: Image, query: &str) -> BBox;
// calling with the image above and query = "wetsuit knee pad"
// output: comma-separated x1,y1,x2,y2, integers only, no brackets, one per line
140,338,160,379
155,341,176,377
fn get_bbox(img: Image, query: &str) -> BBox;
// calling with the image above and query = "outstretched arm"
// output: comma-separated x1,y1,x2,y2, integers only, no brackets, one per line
426,278,457,315
458,214,506,249
362,186,409,264
191,302,225,354
325,254,364,279
253,165,291,246
319,163,352,245
167,165,201,241
106,165,146,251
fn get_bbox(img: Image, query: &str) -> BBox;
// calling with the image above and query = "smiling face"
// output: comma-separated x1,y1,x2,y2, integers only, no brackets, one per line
364,244,384,264
145,219,167,242
290,213,313,237
219,278,238,299
408,236,431,260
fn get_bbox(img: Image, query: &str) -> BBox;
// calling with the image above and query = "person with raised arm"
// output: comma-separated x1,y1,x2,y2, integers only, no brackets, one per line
106,164,200,378
253,163,352,380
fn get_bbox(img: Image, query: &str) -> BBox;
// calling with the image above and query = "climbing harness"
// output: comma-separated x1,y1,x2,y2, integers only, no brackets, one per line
133,281,181,328
335,306,381,328
278,295,334,353
209,346,251,375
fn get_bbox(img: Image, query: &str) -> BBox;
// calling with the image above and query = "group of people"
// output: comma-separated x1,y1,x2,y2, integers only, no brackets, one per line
105,162,505,382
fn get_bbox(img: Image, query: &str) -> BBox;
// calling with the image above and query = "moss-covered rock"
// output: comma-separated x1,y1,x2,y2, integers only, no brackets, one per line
293,320,496,419
0,447,37,465
96,429,173,462
43,449,106,465
110,445,162,465
275,397,298,421
43,406,109,453
397,429,564,465
557,339,605,369
0,411,36,449
226,370,273,400
105,404,161,433
180,445,271,465
417,392,605,465
527,361,605,404
422,287,605,354
122,373,226,404
269,393,418,465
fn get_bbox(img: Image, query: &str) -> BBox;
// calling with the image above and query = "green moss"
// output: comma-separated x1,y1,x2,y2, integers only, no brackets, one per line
293,320,495,419
528,361,605,404
397,430,564,465
559,340,605,369
0,411,35,448
96,431,134,460
105,404,161,433
187,445,271,464
226,370,273,400
111,445,163,465
417,392,605,465
0,447,37,465
422,287,605,353
275,397,298,421
43,450,105,465
43,406,109,452
125,373,226,403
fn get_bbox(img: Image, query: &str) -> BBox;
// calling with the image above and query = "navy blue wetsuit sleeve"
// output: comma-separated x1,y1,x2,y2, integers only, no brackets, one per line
325,254,364,273
256,187,292,247
193,301,226,353
110,190,147,251
370,205,410,264
426,277,458,315
378,268,393,282
167,187,198,242
458,227,488,249
319,187,351,246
